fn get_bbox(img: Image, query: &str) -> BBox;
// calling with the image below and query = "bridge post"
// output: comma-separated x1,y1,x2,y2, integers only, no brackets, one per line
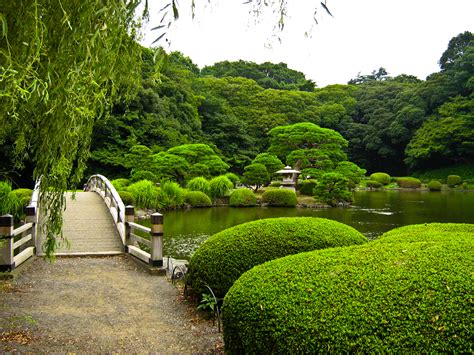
0,214,14,271
25,205,36,250
150,213,163,267
125,205,134,251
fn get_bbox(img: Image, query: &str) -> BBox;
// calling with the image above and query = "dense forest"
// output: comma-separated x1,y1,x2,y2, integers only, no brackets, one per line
2,31,473,186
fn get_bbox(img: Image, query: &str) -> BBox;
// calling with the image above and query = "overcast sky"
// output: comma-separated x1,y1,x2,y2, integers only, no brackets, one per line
141,0,474,87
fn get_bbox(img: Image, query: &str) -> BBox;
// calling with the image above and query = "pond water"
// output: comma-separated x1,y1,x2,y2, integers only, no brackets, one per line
141,190,474,260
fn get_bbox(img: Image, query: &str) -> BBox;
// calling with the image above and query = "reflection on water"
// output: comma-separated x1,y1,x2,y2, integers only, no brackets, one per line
141,190,474,259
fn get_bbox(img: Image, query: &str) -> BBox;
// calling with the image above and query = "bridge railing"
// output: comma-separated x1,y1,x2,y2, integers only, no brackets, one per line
84,174,126,245
125,206,164,267
0,180,39,271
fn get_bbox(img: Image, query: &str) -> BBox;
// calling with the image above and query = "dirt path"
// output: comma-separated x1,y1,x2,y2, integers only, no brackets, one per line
0,256,223,353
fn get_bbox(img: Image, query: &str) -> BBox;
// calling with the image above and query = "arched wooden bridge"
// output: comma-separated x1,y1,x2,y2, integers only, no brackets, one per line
0,175,169,272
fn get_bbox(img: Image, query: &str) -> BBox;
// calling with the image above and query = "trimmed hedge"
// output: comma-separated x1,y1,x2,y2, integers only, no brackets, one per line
366,180,383,188
186,217,367,299
396,177,422,188
298,179,317,196
261,189,297,207
427,180,442,191
447,175,462,187
111,178,130,191
229,189,256,207
223,223,474,353
369,172,391,185
185,191,212,207
118,190,134,205
12,188,33,207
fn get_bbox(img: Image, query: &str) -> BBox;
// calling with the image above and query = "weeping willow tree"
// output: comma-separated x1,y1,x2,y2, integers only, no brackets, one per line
0,0,148,257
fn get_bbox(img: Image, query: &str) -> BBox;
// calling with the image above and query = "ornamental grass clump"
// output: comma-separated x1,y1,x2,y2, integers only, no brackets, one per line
126,180,158,209
186,217,367,299
222,223,474,353
187,177,211,196
229,189,257,207
209,176,233,200
261,189,297,207
156,181,185,209
396,177,422,188
185,191,212,207
369,172,391,185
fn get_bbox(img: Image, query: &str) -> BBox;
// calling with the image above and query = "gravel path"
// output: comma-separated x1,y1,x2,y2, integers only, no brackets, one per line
0,256,223,353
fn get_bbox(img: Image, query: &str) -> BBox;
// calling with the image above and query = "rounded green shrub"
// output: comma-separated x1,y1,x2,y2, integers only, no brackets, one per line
186,217,367,299
209,175,233,200
156,181,185,209
130,170,158,183
298,179,317,196
187,176,211,196
118,190,134,205
225,173,240,188
229,189,256,207
223,223,473,353
111,178,130,191
447,175,462,187
261,189,297,207
427,180,442,191
0,181,20,216
12,188,33,207
396,177,422,188
185,191,212,207
369,172,391,185
269,181,282,188
313,172,353,206
366,180,383,188
126,180,158,209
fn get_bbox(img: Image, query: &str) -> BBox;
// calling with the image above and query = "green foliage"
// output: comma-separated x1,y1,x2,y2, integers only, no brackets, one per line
333,161,366,189
229,189,257,207
185,191,212,207
222,223,473,353
197,293,217,313
366,180,383,189
269,181,282,187
130,170,158,183
261,189,297,207
189,163,210,179
447,175,462,187
298,180,318,196
157,181,185,209
241,163,270,191
427,180,442,191
251,153,284,176
396,177,422,189
111,178,131,191
187,177,211,196
126,180,158,209
186,217,367,299
167,144,229,177
413,163,474,182
313,173,353,206
118,191,134,206
369,172,391,185
11,188,33,209
209,176,233,200
1,1,145,257
224,173,240,188
0,181,20,217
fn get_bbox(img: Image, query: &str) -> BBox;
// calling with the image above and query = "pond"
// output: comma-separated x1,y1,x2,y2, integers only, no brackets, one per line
141,190,474,260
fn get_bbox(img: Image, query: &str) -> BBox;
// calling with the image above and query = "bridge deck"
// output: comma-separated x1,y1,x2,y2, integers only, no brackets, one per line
40,192,123,255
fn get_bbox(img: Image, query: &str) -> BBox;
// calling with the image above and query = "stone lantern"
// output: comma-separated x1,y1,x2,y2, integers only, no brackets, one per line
275,166,301,191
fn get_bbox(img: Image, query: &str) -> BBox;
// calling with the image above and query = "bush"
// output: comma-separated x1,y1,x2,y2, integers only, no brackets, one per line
229,189,256,207
447,175,462,187
241,163,269,191
0,181,20,217
261,189,297,207
209,176,233,200
396,177,422,188
298,179,317,196
185,191,212,207
187,177,211,196
369,172,391,185
269,181,282,187
225,173,240,188
413,163,474,182
111,178,130,191
157,181,185,209
126,180,158,209
427,180,442,191
189,163,210,179
12,188,33,207
313,172,353,206
118,190,134,205
130,170,158,183
223,223,473,353
366,180,383,188
186,217,367,299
